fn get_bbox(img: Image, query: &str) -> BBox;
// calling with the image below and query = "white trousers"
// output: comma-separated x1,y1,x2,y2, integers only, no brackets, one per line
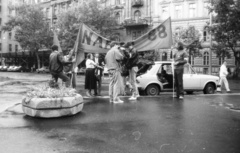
217,76,230,91
129,66,139,96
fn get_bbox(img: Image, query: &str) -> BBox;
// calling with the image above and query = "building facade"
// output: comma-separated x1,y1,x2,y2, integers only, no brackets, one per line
0,0,235,74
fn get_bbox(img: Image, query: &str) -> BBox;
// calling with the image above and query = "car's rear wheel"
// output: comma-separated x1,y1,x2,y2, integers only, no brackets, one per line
204,83,215,94
145,84,160,96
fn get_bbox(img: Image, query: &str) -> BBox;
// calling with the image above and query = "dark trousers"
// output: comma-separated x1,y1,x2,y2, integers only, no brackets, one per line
174,68,184,97
51,72,70,87
95,76,102,95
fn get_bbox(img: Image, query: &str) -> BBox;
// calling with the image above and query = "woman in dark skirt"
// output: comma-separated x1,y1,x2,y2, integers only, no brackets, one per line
85,53,101,97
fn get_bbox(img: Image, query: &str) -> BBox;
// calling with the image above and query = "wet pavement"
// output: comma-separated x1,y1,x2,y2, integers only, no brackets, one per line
0,72,240,153
0,95,240,153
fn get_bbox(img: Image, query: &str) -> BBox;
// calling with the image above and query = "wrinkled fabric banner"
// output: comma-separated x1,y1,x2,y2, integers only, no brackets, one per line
53,30,62,52
73,17,173,65
134,17,173,51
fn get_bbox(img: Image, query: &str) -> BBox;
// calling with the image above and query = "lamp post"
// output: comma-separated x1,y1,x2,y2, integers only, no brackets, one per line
209,0,213,75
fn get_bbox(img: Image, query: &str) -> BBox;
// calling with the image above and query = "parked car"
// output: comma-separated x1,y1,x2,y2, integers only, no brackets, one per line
0,66,9,71
137,61,220,96
7,66,16,71
36,66,50,73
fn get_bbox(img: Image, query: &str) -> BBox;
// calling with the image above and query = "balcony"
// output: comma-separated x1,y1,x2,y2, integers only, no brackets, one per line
124,18,149,28
132,0,143,7
112,5,124,10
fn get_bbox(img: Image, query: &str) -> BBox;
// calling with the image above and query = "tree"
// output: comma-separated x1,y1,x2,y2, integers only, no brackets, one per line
55,0,118,53
210,0,240,78
2,4,53,69
173,26,202,64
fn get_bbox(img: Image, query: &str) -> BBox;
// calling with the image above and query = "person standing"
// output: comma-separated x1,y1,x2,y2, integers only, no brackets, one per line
217,60,231,93
94,53,105,96
49,45,75,87
173,42,188,99
125,42,139,100
85,53,102,97
105,41,124,103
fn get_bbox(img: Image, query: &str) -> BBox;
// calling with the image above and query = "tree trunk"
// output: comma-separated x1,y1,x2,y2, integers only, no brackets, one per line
233,56,240,79
35,49,41,69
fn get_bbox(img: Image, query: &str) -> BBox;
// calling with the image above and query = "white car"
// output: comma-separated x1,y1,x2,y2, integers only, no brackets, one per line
137,61,220,96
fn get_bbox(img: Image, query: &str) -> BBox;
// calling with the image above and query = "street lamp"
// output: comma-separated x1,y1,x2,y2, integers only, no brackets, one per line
209,0,213,75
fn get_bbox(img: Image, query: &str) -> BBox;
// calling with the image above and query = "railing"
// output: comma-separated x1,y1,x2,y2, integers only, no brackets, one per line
124,18,149,27
132,0,143,7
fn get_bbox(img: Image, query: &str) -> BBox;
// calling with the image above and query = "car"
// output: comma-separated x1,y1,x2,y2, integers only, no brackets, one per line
136,61,220,96
7,66,16,71
0,66,9,71
36,66,49,73
103,67,108,75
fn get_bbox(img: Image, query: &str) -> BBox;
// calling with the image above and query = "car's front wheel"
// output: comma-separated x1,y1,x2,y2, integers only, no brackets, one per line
145,84,160,96
203,83,215,94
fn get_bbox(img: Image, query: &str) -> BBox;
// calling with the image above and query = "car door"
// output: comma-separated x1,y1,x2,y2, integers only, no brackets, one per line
183,64,201,90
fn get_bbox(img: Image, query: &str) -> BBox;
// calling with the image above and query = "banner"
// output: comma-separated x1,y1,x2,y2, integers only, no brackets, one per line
53,30,62,53
134,17,173,51
73,23,111,66
73,17,173,66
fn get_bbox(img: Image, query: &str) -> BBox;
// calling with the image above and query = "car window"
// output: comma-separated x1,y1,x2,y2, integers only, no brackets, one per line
184,64,196,74
158,64,173,74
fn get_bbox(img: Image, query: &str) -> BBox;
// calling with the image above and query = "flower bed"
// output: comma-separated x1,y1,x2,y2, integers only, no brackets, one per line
22,83,84,118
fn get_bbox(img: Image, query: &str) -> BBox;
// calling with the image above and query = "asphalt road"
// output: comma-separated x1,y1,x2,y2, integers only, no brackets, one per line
0,72,240,153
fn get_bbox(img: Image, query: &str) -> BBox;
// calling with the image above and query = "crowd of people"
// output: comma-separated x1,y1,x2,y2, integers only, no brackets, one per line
48,41,232,103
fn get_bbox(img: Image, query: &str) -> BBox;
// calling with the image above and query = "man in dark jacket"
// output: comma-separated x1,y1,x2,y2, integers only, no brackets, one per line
125,41,140,100
49,45,75,87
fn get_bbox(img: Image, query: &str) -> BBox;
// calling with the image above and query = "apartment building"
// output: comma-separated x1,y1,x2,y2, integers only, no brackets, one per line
0,0,235,74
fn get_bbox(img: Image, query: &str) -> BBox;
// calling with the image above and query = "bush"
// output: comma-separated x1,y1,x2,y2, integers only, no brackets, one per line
24,82,77,100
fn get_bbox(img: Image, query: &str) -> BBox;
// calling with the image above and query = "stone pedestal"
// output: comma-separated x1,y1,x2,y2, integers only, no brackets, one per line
22,94,84,118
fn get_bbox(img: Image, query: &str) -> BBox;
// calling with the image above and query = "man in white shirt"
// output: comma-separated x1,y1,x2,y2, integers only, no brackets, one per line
217,60,231,93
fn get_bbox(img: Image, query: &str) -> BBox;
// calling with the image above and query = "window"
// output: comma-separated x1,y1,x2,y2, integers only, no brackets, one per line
203,52,209,65
0,43,2,52
115,0,120,5
46,8,49,18
189,3,196,18
134,10,141,22
15,45,18,52
9,44,12,52
115,12,120,24
162,52,167,61
132,30,142,40
203,2,209,16
9,32,12,39
219,57,224,65
162,7,169,20
175,5,182,19
203,27,209,41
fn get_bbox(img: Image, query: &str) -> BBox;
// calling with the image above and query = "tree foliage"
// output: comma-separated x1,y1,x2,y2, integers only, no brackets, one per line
173,26,202,63
2,4,53,68
55,0,118,52
210,0,240,77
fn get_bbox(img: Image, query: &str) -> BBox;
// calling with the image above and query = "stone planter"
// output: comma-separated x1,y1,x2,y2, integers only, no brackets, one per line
22,94,84,118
